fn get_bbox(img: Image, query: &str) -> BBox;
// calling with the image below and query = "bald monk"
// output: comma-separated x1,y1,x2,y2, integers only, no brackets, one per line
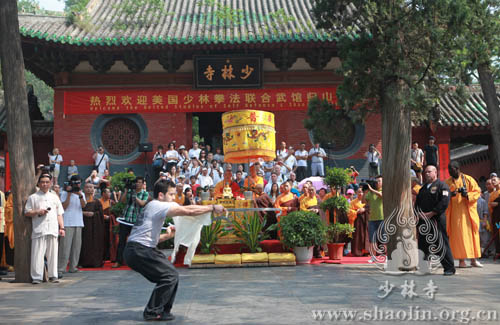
214,170,241,198
299,185,319,213
487,176,500,254
274,181,299,217
445,161,482,268
244,163,264,191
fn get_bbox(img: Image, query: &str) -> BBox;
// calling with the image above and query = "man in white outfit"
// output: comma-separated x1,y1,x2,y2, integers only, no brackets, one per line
25,174,65,284
309,143,327,177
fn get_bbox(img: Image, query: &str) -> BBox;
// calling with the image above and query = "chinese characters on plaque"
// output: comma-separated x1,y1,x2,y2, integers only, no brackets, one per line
194,55,262,89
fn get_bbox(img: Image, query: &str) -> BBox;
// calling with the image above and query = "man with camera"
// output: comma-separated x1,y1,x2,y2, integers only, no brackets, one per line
415,165,455,275
57,175,85,277
445,161,482,268
113,176,149,268
25,174,65,284
92,146,110,177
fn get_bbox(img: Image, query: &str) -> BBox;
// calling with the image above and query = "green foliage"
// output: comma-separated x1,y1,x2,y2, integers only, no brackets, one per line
157,217,175,249
327,223,355,244
311,0,469,122
110,171,136,192
200,219,227,254
320,195,350,214
18,0,64,15
303,97,357,145
324,167,351,189
279,211,327,248
110,201,126,219
231,213,268,253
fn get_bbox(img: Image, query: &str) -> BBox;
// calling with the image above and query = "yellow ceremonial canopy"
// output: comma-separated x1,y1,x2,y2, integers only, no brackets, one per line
222,110,276,163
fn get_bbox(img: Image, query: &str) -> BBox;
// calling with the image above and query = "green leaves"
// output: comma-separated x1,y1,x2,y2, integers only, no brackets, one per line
324,167,352,189
279,211,327,248
230,212,268,253
327,223,355,244
200,219,227,254
110,171,137,192
320,195,350,214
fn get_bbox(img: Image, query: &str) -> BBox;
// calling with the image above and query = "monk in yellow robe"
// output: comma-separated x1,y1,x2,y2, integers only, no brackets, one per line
445,161,482,267
174,183,185,205
487,176,499,216
299,185,319,213
243,163,264,191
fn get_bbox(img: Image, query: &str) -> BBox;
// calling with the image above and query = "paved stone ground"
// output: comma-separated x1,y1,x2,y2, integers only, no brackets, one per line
0,258,499,324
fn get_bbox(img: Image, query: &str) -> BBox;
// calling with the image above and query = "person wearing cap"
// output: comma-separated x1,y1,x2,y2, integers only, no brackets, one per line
345,188,355,203
424,136,439,168
196,167,213,188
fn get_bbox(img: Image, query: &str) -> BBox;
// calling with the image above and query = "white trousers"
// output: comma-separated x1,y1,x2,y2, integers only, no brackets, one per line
31,235,58,281
311,162,324,177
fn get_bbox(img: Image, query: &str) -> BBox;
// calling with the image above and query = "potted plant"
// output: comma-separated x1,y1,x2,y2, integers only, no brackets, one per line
231,212,269,263
278,211,327,264
326,223,355,260
321,167,352,224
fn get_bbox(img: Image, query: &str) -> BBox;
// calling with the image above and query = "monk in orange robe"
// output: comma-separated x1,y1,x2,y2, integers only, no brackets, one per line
243,163,264,191
214,170,241,198
174,183,185,205
299,185,319,213
445,161,482,268
274,181,299,217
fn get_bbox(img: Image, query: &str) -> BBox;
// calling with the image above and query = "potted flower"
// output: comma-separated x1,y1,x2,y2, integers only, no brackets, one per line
321,167,352,224
278,211,327,263
326,223,355,260
231,212,269,263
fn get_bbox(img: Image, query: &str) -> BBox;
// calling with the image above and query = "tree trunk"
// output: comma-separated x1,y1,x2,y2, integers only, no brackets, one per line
0,0,36,283
380,81,417,271
477,63,500,174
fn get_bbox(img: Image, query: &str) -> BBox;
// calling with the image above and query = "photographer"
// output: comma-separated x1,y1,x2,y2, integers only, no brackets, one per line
362,176,383,250
92,146,110,177
113,176,149,268
57,175,85,277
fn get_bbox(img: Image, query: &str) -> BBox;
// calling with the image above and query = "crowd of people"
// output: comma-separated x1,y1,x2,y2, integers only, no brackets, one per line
0,136,499,283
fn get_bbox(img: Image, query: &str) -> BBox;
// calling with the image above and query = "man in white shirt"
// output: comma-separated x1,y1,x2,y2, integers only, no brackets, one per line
365,144,381,180
309,143,327,177
92,146,110,177
25,174,65,284
283,147,297,180
209,160,224,185
276,141,288,160
213,147,224,163
124,179,226,321
58,175,86,276
295,142,309,181
197,167,214,188
188,142,201,159
48,148,63,185
264,172,282,195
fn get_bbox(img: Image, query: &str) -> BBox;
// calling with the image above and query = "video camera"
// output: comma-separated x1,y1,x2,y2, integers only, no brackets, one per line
39,164,54,174
63,179,81,192
451,186,468,198
360,179,377,191
125,178,137,190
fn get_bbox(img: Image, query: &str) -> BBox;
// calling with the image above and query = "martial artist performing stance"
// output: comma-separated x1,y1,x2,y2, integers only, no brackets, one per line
124,179,225,321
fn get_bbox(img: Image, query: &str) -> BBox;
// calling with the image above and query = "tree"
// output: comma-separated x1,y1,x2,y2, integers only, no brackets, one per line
311,0,465,270
458,1,500,172
0,0,36,283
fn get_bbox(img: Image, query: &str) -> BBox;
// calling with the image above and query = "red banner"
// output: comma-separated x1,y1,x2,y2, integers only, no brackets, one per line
63,87,337,115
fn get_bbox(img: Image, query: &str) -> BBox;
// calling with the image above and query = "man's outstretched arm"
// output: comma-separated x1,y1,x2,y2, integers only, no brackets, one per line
166,203,226,217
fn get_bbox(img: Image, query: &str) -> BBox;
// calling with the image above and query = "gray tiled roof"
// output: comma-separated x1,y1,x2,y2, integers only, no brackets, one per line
437,91,497,128
18,0,334,47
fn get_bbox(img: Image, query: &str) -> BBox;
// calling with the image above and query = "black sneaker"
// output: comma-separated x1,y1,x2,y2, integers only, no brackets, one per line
443,270,456,276
143,312,175,321
58,273,63,279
